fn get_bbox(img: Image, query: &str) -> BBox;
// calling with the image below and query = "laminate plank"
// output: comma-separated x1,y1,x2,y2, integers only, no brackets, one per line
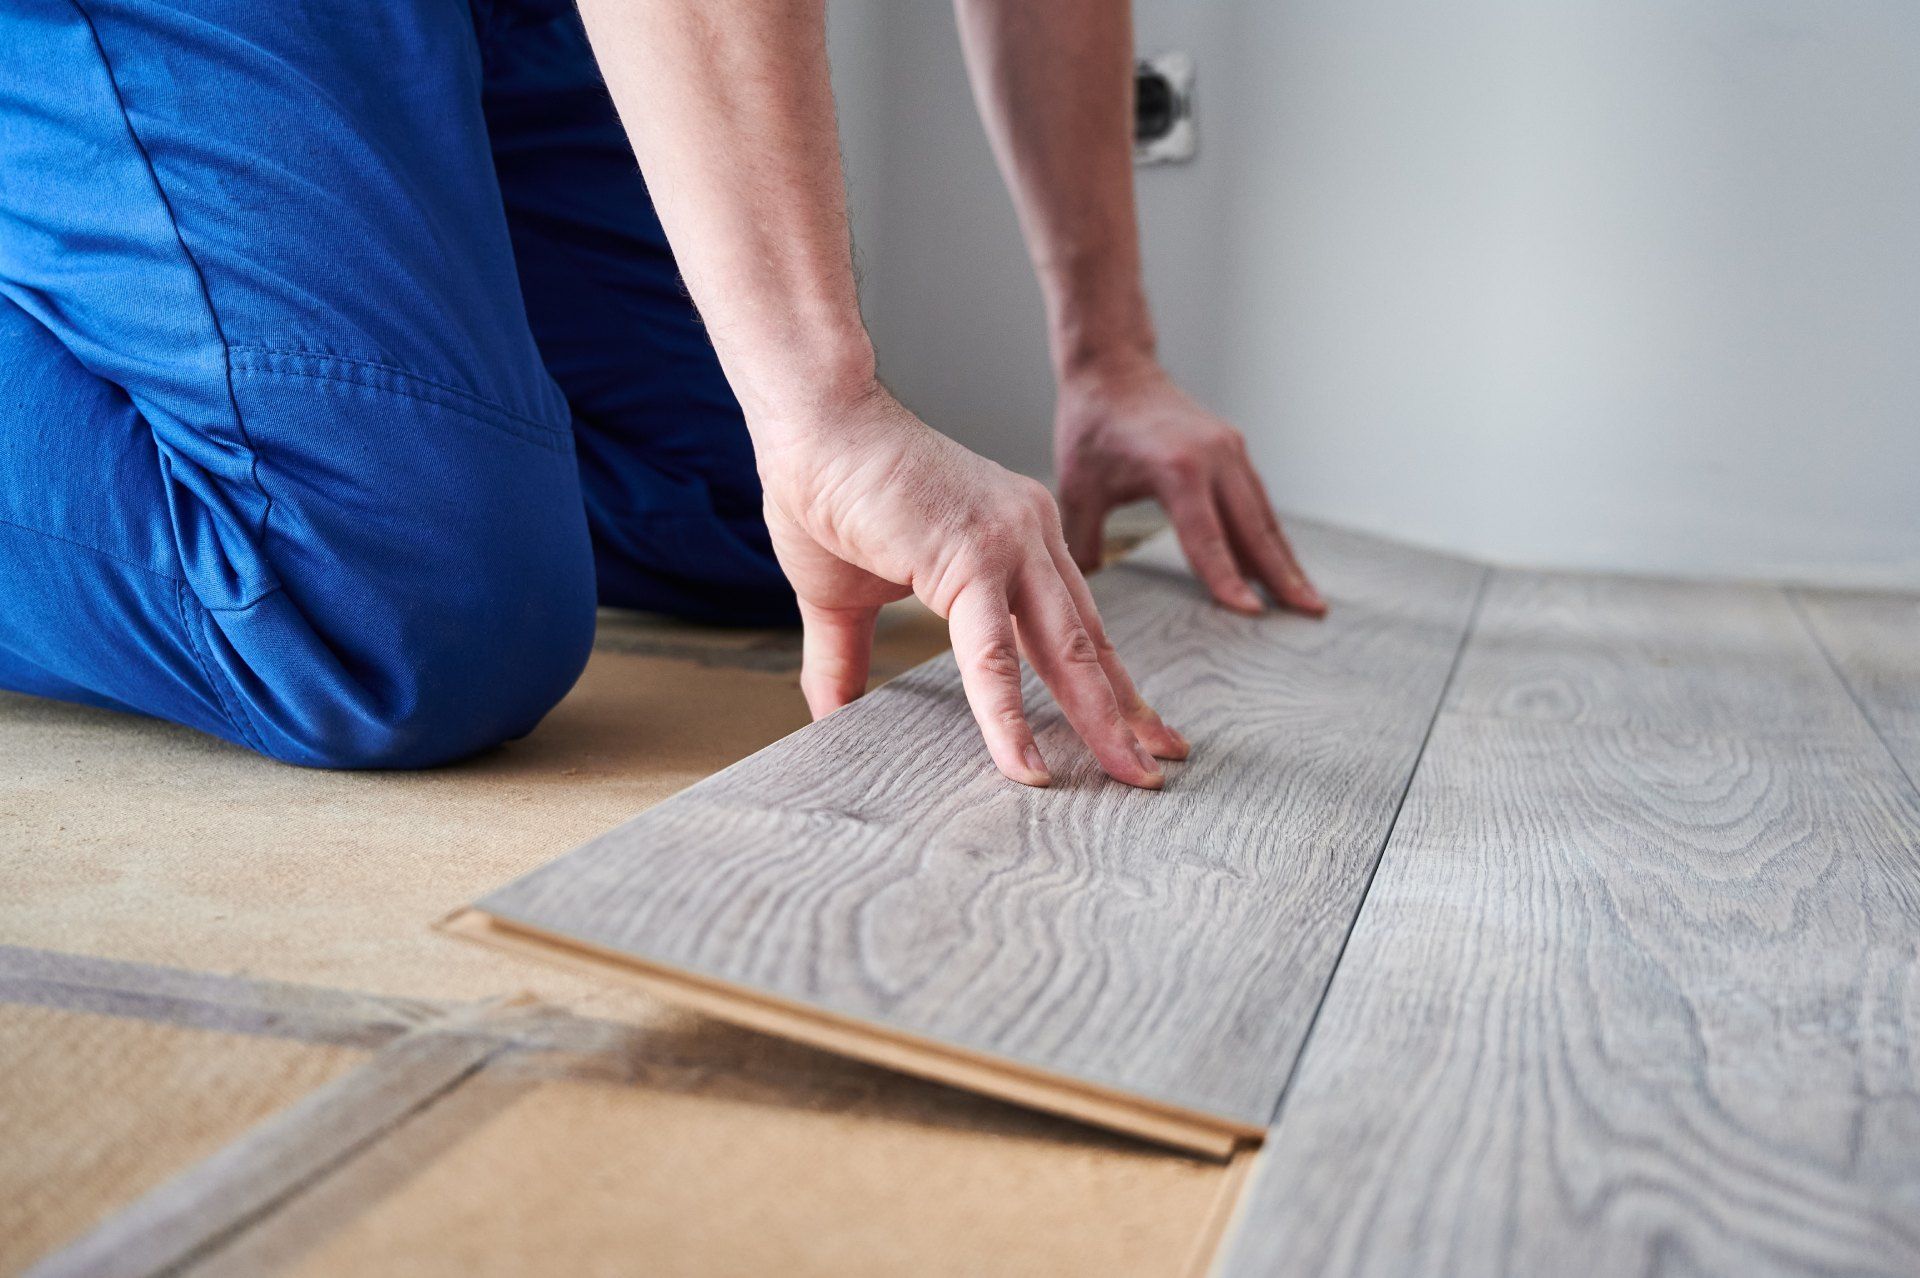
472,522,1485,1141
1793,587,1920,785
1217,716,1920,1278
0,944,444,1049
1448,569,1862,736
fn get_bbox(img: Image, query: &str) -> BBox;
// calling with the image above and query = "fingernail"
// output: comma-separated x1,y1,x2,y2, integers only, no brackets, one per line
1132,738,1164,784
1234,583,1263,612
1023,743,1052,785
1168,725,1192,755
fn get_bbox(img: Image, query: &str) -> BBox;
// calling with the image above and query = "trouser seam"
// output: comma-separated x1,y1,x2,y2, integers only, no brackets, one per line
174,580,268,755
226,347,573,453
67,0,280,559
0,514,181,586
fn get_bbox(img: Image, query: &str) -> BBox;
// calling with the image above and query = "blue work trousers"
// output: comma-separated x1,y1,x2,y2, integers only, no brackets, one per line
0,0,796,767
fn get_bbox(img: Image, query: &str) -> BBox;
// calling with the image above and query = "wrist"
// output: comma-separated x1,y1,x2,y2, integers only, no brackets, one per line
1047,305,1159,397
1054,344,1167,411
1036,247,1158,389
731,328,883,449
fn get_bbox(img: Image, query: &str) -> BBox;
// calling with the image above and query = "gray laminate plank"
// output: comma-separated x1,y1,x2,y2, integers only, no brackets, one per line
477,522,1485,1130
1793,588,1920,785
1218,716,1920,1278
1449,569,1862,736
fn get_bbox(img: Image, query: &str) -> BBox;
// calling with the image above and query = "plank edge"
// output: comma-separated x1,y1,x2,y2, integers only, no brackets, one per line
1180,1142,1262,1278
436,908,1256,1161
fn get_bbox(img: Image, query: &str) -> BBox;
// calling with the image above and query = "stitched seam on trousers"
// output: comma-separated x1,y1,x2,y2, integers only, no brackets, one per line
174,580,267,755
0,514,182,584
198,590,284,617
226,344,569,441
227,362,574,456
68,0,280,552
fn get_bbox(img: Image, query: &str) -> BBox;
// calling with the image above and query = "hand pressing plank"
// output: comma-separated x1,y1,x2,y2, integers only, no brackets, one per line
576,0,1180,788
760,387,1187,789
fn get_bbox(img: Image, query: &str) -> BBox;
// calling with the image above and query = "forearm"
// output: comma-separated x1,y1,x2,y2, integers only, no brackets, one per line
953,0,1154,383
576,0,1181,787
574,0,874,440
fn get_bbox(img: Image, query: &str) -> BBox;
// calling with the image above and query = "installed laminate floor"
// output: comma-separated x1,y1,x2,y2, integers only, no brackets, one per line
1220,570,1920,1277
461,526,1920,1274
1794,588,1920,787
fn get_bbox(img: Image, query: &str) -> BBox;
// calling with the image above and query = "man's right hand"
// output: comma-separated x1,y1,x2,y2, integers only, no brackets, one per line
572,1,1180,787
755,384,1186,790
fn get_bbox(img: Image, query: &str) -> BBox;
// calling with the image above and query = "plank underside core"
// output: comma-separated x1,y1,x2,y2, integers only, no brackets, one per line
440,909,1249,1159
472,523,1485,1137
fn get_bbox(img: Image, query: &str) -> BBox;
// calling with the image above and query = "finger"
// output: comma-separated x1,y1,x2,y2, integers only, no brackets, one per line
947,583,1052,787
1240,466,1327,615
797,599,879,720
1218,470,1326,616
1042,534,1189,760
1159,480,1263,614
1012,559,1164,789
1058,486,1110,574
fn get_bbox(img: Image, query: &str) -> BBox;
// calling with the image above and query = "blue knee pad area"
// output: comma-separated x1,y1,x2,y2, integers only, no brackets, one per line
0,0,797,767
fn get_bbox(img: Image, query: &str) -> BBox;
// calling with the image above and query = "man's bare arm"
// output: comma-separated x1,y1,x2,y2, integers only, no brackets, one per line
575,0,1184,786
954,0,1323,615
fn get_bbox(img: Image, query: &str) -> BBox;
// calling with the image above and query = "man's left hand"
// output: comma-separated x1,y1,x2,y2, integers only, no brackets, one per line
1054,360,1326,617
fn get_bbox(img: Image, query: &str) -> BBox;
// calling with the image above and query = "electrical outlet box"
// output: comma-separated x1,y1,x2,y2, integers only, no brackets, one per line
1134,52,1195,165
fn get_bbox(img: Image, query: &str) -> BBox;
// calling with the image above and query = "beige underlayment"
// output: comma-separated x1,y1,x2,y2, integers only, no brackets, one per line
3,569,1235,1275
0,1005,367,1272
213,1060,1226,1278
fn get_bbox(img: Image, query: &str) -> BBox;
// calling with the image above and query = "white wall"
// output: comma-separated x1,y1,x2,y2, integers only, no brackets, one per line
827,1,1920,588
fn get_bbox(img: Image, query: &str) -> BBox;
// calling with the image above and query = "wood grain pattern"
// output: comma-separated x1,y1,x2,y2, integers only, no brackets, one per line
1449,569,1861,735
441,907,1246,1156
1218,716,1920,1276
1793,587,1920,786
477,522,1485,1134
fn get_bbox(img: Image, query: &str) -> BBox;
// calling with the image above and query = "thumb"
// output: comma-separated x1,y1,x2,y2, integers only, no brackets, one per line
797,599,880,719
1058,487,1111,574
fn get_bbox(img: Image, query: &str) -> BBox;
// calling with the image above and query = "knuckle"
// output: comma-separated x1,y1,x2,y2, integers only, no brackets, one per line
1016,479,1062,530
1163,452,1205,484
970,641,1023,683
986,493,1040,538
993,706,1030,735
944,538,1015,591
1061,627,1102,668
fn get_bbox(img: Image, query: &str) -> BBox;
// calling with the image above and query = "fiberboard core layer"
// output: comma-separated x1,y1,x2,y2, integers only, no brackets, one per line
462,523,1486,1154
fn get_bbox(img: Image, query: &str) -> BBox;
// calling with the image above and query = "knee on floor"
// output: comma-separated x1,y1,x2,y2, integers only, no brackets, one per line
228,546,598,771
198,365,602,770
